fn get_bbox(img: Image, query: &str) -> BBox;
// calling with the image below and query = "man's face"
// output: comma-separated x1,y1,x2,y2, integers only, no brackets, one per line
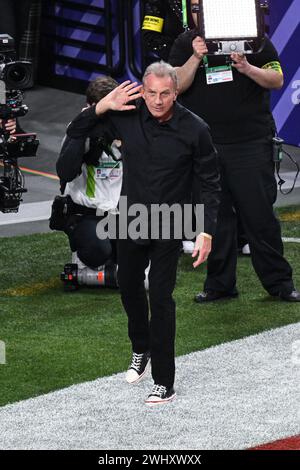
142,74,178,122
191,0,200,27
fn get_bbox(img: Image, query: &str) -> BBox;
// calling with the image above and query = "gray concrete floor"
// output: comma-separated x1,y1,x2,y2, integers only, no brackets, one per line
18,86,86,175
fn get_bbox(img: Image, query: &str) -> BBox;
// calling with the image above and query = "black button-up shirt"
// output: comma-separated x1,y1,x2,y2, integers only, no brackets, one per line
66,100,220,236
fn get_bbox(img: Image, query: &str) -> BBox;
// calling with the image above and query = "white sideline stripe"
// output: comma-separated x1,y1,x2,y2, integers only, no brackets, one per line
282,237,300,243
237,238,299,245
0,201,52,225
0,323,300,450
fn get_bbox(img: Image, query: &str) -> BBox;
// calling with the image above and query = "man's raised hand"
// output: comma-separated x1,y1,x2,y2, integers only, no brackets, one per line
96,80,143,115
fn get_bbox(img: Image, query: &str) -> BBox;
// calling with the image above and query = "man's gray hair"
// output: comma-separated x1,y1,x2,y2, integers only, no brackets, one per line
142,61,178,90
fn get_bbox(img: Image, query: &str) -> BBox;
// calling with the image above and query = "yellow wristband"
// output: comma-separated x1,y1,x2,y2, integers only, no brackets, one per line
142,15,164,33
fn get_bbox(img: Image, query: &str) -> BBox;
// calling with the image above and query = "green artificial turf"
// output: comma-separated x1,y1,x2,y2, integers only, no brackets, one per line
0,206,299,406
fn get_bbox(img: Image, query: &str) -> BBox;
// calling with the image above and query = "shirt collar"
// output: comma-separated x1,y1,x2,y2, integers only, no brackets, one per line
142,101,181,131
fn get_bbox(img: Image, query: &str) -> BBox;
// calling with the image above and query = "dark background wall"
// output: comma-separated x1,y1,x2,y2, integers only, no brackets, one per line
36,0,299,146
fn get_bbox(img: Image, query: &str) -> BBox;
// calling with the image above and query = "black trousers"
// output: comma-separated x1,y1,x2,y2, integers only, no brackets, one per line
117,238,181,388
205,136,294,296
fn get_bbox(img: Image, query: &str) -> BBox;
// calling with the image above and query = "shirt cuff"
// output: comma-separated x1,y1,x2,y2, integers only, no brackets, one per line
200,232,212,240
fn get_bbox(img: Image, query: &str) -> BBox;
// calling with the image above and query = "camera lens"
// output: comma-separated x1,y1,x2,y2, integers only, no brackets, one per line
2,61,33,90
7,64,27,84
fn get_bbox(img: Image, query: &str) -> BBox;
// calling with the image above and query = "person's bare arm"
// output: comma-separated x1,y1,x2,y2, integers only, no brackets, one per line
175,37,208,94
231,53,284,90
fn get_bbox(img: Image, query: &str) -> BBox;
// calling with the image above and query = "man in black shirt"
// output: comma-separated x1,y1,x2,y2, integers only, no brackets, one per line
168,2,300,303
66,62,221,405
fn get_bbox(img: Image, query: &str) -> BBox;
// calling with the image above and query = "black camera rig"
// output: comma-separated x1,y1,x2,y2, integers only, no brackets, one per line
0,33,33,89
0,34,38,213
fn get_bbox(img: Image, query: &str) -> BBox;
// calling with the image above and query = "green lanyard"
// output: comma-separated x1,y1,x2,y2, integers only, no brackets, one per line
181,1,208,64
182,0,188,30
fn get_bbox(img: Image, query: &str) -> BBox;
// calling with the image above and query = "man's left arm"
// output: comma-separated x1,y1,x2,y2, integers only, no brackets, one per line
192,125,221,268
231,39,284,90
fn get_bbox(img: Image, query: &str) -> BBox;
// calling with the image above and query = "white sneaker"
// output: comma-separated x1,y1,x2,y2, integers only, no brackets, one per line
242,244,251,255
125,351,151,384
145,384,176,406
182,241,195,254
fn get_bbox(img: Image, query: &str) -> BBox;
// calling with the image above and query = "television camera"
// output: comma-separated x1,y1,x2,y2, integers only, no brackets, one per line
0,34,38,213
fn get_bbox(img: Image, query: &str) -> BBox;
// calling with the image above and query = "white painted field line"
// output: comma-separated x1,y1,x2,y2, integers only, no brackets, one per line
0,323,299,450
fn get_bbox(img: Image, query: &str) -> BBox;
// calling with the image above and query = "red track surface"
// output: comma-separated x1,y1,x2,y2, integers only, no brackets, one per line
250,435,300,450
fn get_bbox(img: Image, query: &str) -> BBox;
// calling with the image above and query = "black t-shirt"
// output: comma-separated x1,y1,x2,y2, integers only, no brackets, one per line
142,0,185,60
169,32,279,144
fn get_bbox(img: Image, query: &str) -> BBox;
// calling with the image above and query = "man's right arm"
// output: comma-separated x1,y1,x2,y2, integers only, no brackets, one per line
56,134,86,182
95,80,142,116
56,105,100,182
65,81,142,141
57,81,142,182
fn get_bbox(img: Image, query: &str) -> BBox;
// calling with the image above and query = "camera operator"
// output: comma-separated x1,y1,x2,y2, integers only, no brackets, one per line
0,118,16,136
55,76,122,273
